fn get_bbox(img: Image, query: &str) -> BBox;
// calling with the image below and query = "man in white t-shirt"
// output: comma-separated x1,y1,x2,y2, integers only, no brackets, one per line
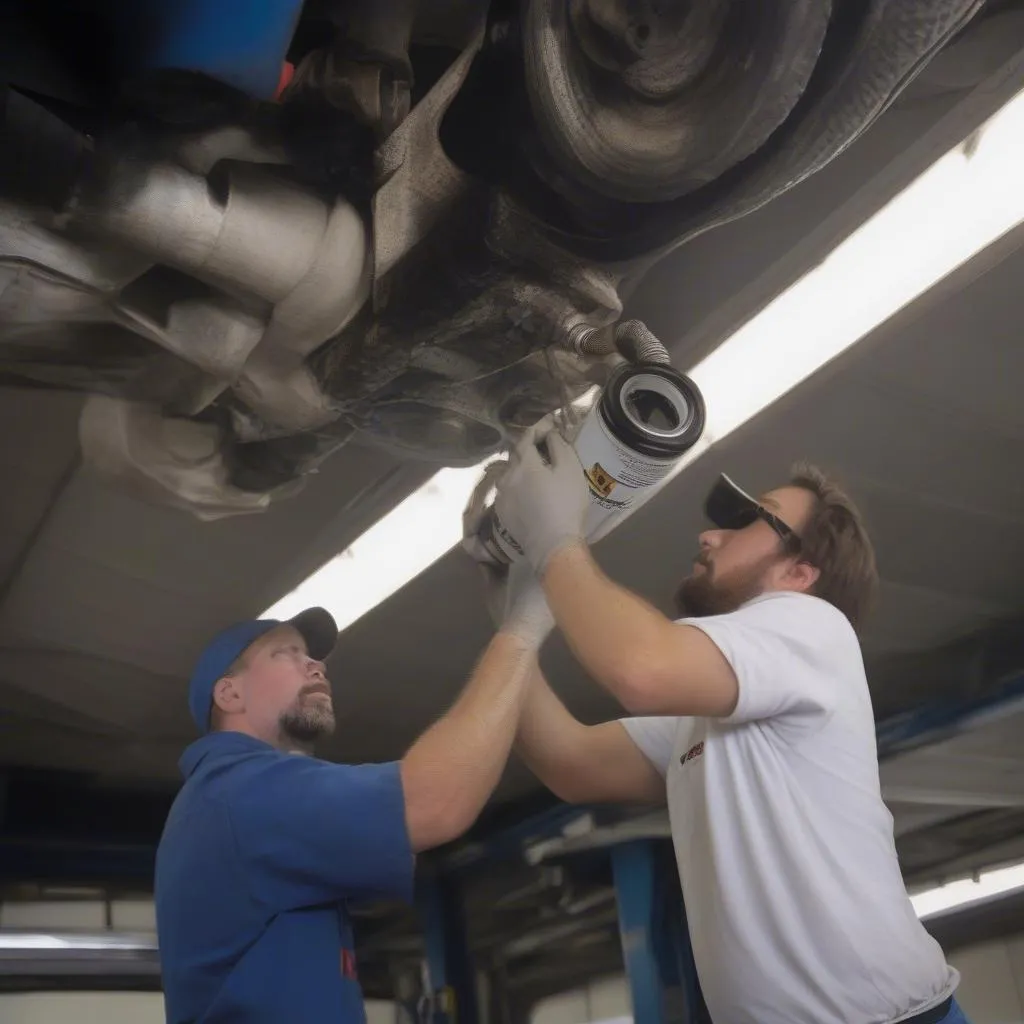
463,421,968,1024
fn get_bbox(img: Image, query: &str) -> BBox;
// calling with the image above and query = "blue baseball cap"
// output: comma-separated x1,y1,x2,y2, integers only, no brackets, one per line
188,607,338,733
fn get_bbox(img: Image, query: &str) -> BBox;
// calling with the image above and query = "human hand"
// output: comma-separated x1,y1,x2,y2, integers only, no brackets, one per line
462,462,554,648
493,416,590,576
494,559,555,648
461,460,506,568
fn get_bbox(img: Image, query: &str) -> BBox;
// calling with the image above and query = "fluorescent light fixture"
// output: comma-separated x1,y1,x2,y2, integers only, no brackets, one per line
911,860,1024,920
685,91,1024,446
264,388,600,626
268,85,1024,632
264,464,493,623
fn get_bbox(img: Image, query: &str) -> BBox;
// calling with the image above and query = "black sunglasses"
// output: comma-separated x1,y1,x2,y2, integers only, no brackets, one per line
704,474,802,552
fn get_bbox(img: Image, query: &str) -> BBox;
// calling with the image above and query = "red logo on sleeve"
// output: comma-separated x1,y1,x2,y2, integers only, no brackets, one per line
680,741,704,766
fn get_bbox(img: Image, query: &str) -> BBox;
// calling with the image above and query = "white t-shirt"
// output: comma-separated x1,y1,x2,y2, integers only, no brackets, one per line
621,591,957,1024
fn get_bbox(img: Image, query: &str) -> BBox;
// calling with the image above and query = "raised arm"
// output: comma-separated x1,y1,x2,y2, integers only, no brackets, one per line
492,425,738,718
541,541,738,717
399,563,553,853
516,667,665,805
399,633,534,852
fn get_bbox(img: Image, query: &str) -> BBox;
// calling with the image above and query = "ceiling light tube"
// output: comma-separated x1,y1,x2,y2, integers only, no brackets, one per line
911,860,1024,920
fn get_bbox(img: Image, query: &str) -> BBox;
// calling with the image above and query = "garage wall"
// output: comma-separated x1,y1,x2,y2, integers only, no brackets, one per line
0,953,1020,1023
2,898,1023,1023
948,937,1024,1023
529,938,1024,1024
0,992,166,1024
0,898,156,930
532,975,631,1024
0,992,399,1024
0,899,398,1024
0,899,164,1022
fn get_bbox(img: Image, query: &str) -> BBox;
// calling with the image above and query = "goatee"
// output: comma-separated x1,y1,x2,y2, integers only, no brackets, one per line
280,697,335,746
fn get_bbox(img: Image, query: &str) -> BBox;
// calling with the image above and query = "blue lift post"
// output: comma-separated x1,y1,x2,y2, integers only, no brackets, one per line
611,839,702,1024
417,871,480,1024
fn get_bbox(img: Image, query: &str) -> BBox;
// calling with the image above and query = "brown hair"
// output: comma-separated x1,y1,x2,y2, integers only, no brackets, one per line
789,462,878,634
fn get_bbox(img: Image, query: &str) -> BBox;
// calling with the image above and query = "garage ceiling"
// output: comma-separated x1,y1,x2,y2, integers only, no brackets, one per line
0,9,1023,897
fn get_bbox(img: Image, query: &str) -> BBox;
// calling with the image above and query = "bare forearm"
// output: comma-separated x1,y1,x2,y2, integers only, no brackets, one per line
542,542,676,706
402,631,536,850
516,670,666,805
515,668,591,803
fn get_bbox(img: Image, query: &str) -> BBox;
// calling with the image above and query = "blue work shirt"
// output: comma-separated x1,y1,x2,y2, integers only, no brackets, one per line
155,732,414,1023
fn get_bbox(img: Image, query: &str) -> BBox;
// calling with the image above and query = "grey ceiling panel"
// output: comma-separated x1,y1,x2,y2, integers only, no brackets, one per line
0,389,81,585
0,536,244,676
856,253,1024,442
0,389,81,475
0,647,187,735
0,711,182,782
862,580,1006,656
852,480,1024,608
0,447,431,671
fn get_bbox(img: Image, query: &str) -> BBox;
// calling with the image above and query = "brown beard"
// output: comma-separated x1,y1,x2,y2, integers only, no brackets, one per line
279,688,336,745
673,551,780,618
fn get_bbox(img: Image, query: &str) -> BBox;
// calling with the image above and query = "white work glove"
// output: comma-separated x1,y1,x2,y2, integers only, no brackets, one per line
493,416,590,576
462,461,554,649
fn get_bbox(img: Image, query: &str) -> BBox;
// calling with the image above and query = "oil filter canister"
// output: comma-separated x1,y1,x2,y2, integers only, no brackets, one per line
479,360,706,564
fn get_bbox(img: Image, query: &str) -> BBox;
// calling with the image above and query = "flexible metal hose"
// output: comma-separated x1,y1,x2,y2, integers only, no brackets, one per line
565,318,670,364
613,319,671,365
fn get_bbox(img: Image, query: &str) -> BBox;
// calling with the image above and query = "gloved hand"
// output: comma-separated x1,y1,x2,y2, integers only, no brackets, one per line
493,416,590,576
462,462,554,649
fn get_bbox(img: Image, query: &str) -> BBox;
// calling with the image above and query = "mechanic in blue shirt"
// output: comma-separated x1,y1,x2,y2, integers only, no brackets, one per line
155,572,551,1023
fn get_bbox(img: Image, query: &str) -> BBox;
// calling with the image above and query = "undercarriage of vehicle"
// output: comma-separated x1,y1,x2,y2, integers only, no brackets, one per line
0,0,986,517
